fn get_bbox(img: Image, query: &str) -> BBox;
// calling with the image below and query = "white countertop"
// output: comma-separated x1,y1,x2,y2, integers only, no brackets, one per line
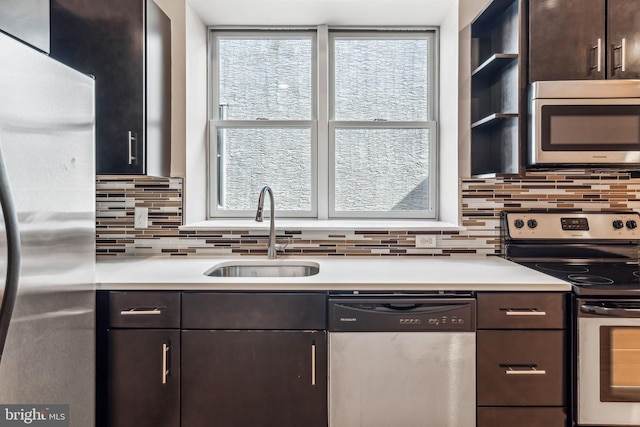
96,255,571,292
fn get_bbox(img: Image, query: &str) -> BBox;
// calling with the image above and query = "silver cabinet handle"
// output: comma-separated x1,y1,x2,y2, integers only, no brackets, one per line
615,38,627,72
120,308,162,316
505,366,546,375
592,38,602,73
505,309,546,316
162,343,169,384
128,131,138,165
311,343,316,386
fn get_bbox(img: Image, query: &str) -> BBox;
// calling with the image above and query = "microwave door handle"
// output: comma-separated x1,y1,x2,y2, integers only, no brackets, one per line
580,304,640,316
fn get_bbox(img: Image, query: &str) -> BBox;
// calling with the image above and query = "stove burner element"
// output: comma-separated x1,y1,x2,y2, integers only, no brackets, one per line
534,263,589,274
567,274,615,286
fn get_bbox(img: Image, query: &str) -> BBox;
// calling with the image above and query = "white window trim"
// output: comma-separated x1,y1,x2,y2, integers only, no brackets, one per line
206,25,440,221
208,29,318,218
328,28,438,219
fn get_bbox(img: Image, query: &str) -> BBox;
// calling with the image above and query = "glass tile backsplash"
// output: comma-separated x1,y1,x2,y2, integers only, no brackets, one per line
96,171,640,257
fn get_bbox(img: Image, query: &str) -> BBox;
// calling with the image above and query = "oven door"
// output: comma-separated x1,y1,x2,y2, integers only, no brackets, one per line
529,98,640,166
578,300,640,426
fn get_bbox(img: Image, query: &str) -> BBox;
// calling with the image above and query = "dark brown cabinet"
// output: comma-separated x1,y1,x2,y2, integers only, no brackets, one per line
97,291,181,427
529,0,640,82
50,0,171,176
476,292,569,427
107,330,180,427
180,292,328,427
98,291,327,426
182,330,327,427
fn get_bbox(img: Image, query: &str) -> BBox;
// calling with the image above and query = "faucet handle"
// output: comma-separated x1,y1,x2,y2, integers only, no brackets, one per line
275,237,291,253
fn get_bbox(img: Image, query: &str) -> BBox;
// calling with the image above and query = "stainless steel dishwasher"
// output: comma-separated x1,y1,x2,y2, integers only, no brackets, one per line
328,293,476,427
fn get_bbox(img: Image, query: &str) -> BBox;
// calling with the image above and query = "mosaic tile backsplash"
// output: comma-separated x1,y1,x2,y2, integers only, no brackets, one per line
96,171,640,258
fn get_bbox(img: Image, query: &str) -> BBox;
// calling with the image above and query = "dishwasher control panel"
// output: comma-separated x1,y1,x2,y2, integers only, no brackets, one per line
328,297,476,332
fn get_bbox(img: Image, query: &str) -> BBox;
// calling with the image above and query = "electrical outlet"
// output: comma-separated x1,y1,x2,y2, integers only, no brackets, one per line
415,234,436,248
134,207,148,229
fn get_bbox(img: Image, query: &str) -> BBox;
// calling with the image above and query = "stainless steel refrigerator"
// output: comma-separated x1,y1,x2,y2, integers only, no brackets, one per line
0,31,95,426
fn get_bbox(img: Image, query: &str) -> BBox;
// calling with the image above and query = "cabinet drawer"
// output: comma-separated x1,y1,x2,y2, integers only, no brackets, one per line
477,330,566,406
477,292,566,329
182,292,327,330
477,407,567,427
108,291,180,328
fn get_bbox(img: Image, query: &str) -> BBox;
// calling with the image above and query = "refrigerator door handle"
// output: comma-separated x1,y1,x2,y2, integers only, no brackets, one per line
0,143,21,365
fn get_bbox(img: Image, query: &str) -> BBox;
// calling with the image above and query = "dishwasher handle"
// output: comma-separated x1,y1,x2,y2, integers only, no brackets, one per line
381,303,432,311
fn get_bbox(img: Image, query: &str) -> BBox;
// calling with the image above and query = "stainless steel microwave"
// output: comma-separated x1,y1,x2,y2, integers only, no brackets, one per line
529,80,640,167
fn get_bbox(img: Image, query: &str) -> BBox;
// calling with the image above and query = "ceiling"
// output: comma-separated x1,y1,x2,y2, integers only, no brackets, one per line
187,0,458,26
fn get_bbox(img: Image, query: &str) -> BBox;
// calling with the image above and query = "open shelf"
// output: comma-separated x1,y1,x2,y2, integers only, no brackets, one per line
472,53,518,81
472,113,518,129
470,0,521,177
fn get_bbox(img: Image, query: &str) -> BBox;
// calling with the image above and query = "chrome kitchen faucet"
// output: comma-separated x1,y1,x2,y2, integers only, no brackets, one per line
255,185,285,259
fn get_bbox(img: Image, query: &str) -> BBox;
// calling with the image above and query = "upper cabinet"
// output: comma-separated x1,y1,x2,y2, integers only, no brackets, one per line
470,0,524,176
529,0,640,82
50,0,171,176
608,0,640,79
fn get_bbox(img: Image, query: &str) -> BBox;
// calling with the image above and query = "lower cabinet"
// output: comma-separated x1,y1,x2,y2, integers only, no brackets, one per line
477,407,568,427
97,290,327,427
181,330,327,427
107,330,180,427
98,291,181,427
476,292,569,427
477,330,566,407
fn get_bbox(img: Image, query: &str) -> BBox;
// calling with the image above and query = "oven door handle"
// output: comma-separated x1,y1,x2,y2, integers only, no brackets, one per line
580,303,640,316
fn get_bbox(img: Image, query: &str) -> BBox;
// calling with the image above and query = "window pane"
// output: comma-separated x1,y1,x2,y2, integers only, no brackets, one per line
334,128,430,212
218,36,313,120
217,127,312,211
333,37,429,121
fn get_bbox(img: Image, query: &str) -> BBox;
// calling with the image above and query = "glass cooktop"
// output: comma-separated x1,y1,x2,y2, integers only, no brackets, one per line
520,262,640,296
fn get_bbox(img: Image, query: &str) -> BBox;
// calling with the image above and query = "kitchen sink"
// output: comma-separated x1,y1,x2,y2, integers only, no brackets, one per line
204,260,320,278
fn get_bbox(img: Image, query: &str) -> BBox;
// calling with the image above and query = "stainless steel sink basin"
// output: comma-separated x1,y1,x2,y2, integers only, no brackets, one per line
204,261,320,277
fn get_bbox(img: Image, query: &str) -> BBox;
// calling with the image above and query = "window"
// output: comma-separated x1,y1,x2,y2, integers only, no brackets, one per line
209,27,437,219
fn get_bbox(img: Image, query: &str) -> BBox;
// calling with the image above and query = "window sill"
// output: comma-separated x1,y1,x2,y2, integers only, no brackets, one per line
180,219,465,232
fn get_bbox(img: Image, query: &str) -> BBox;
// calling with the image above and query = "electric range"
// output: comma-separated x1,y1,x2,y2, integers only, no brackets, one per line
501,210,640,296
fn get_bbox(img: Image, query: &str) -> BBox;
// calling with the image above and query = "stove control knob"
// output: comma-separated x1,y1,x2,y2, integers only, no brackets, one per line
527,219,538,229
626,220,638,230
513,219,525,229
613,220,624,230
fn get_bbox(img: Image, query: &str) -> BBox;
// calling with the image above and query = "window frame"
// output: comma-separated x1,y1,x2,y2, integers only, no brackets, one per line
207,26,439,220
328,29,438,219
208,29,318,218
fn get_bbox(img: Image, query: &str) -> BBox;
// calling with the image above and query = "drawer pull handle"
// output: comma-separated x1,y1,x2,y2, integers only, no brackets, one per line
120,308,162,316
504,309,546,316
162,343,169,384
505,366,546,375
